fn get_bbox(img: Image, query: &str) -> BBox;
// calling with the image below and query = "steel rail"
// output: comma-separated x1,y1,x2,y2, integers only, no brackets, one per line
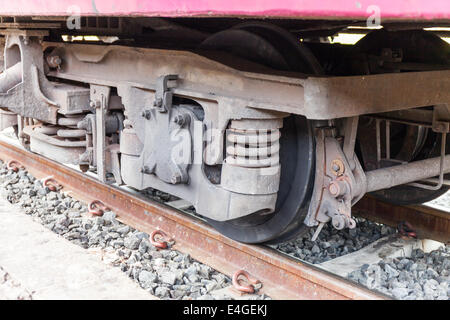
0,139,387,300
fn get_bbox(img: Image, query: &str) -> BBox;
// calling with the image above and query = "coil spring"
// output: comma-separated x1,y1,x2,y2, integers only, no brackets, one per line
36,114,86,139
225,121,281,168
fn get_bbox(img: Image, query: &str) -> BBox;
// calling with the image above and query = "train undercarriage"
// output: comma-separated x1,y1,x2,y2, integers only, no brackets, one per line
0,17,449,243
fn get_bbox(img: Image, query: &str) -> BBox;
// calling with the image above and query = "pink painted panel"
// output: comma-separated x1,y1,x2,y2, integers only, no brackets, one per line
0,0,448,21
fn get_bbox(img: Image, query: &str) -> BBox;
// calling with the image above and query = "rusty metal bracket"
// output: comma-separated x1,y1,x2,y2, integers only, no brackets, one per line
305,123,367,239
42,177,62,192
397,221,417,239
88,200,110,216
232,270,261,294
7,159,24,172
150,229,171,249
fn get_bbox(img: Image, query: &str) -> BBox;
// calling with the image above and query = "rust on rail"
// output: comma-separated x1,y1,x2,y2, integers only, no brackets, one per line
0,139,386,300
354,195,450,244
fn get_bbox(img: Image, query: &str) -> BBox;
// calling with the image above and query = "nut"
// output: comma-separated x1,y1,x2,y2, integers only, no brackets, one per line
331,159,345,176
141,110,151,120
171,173,181,184
47,55,62,68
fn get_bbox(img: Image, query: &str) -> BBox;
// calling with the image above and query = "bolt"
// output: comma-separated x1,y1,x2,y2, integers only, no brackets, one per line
332,214,345,230
173,115,184,126
433,122,449,133
47,55,62,68
141,166,152,174
89,100,100,108
173,114,190,127
141,110,151,120
329,182,340,196
153,98,162,108
329,180,347,197
331,159,345,176
171,173,181,184
347,218,356,229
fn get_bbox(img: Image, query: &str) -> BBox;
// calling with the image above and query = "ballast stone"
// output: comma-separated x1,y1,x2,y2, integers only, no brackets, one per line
124,234,142,250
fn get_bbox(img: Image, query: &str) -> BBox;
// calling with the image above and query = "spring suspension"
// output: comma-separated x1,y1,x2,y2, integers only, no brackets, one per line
35,114,86,141
56,114,86,139
225,119,282,168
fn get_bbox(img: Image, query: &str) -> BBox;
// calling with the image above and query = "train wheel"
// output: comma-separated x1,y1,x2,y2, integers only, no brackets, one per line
200,21,323,74
355,29,450,205
206,115,315,243
200,22,321,243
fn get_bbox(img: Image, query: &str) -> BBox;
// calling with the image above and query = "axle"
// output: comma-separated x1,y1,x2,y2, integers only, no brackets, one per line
366,154,450,192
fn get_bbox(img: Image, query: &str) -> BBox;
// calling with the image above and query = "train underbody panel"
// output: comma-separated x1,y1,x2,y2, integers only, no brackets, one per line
0,13,449,243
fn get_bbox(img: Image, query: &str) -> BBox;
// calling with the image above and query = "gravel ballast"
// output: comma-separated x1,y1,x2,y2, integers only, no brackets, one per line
0,161,269,300
273,217,396,264
347,246,449,300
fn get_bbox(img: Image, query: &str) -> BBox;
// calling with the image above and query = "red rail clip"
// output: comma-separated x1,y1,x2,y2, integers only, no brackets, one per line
397,221,417,239
150,230,171,249
7,160,24,172
232,270,261,294
88,200,110,216
42,177,62,192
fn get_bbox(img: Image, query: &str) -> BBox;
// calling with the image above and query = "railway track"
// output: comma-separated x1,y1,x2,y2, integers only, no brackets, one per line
0,136,448,300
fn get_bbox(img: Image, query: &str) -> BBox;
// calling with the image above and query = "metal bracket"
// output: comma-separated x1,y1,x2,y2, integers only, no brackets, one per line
305,124,366,239
90,85,111,183
406,105,450,191
140,104,194,185
343,116,359,170
153,74,178,113
0,35,59,123
432,105,450,134
408,108,449,191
